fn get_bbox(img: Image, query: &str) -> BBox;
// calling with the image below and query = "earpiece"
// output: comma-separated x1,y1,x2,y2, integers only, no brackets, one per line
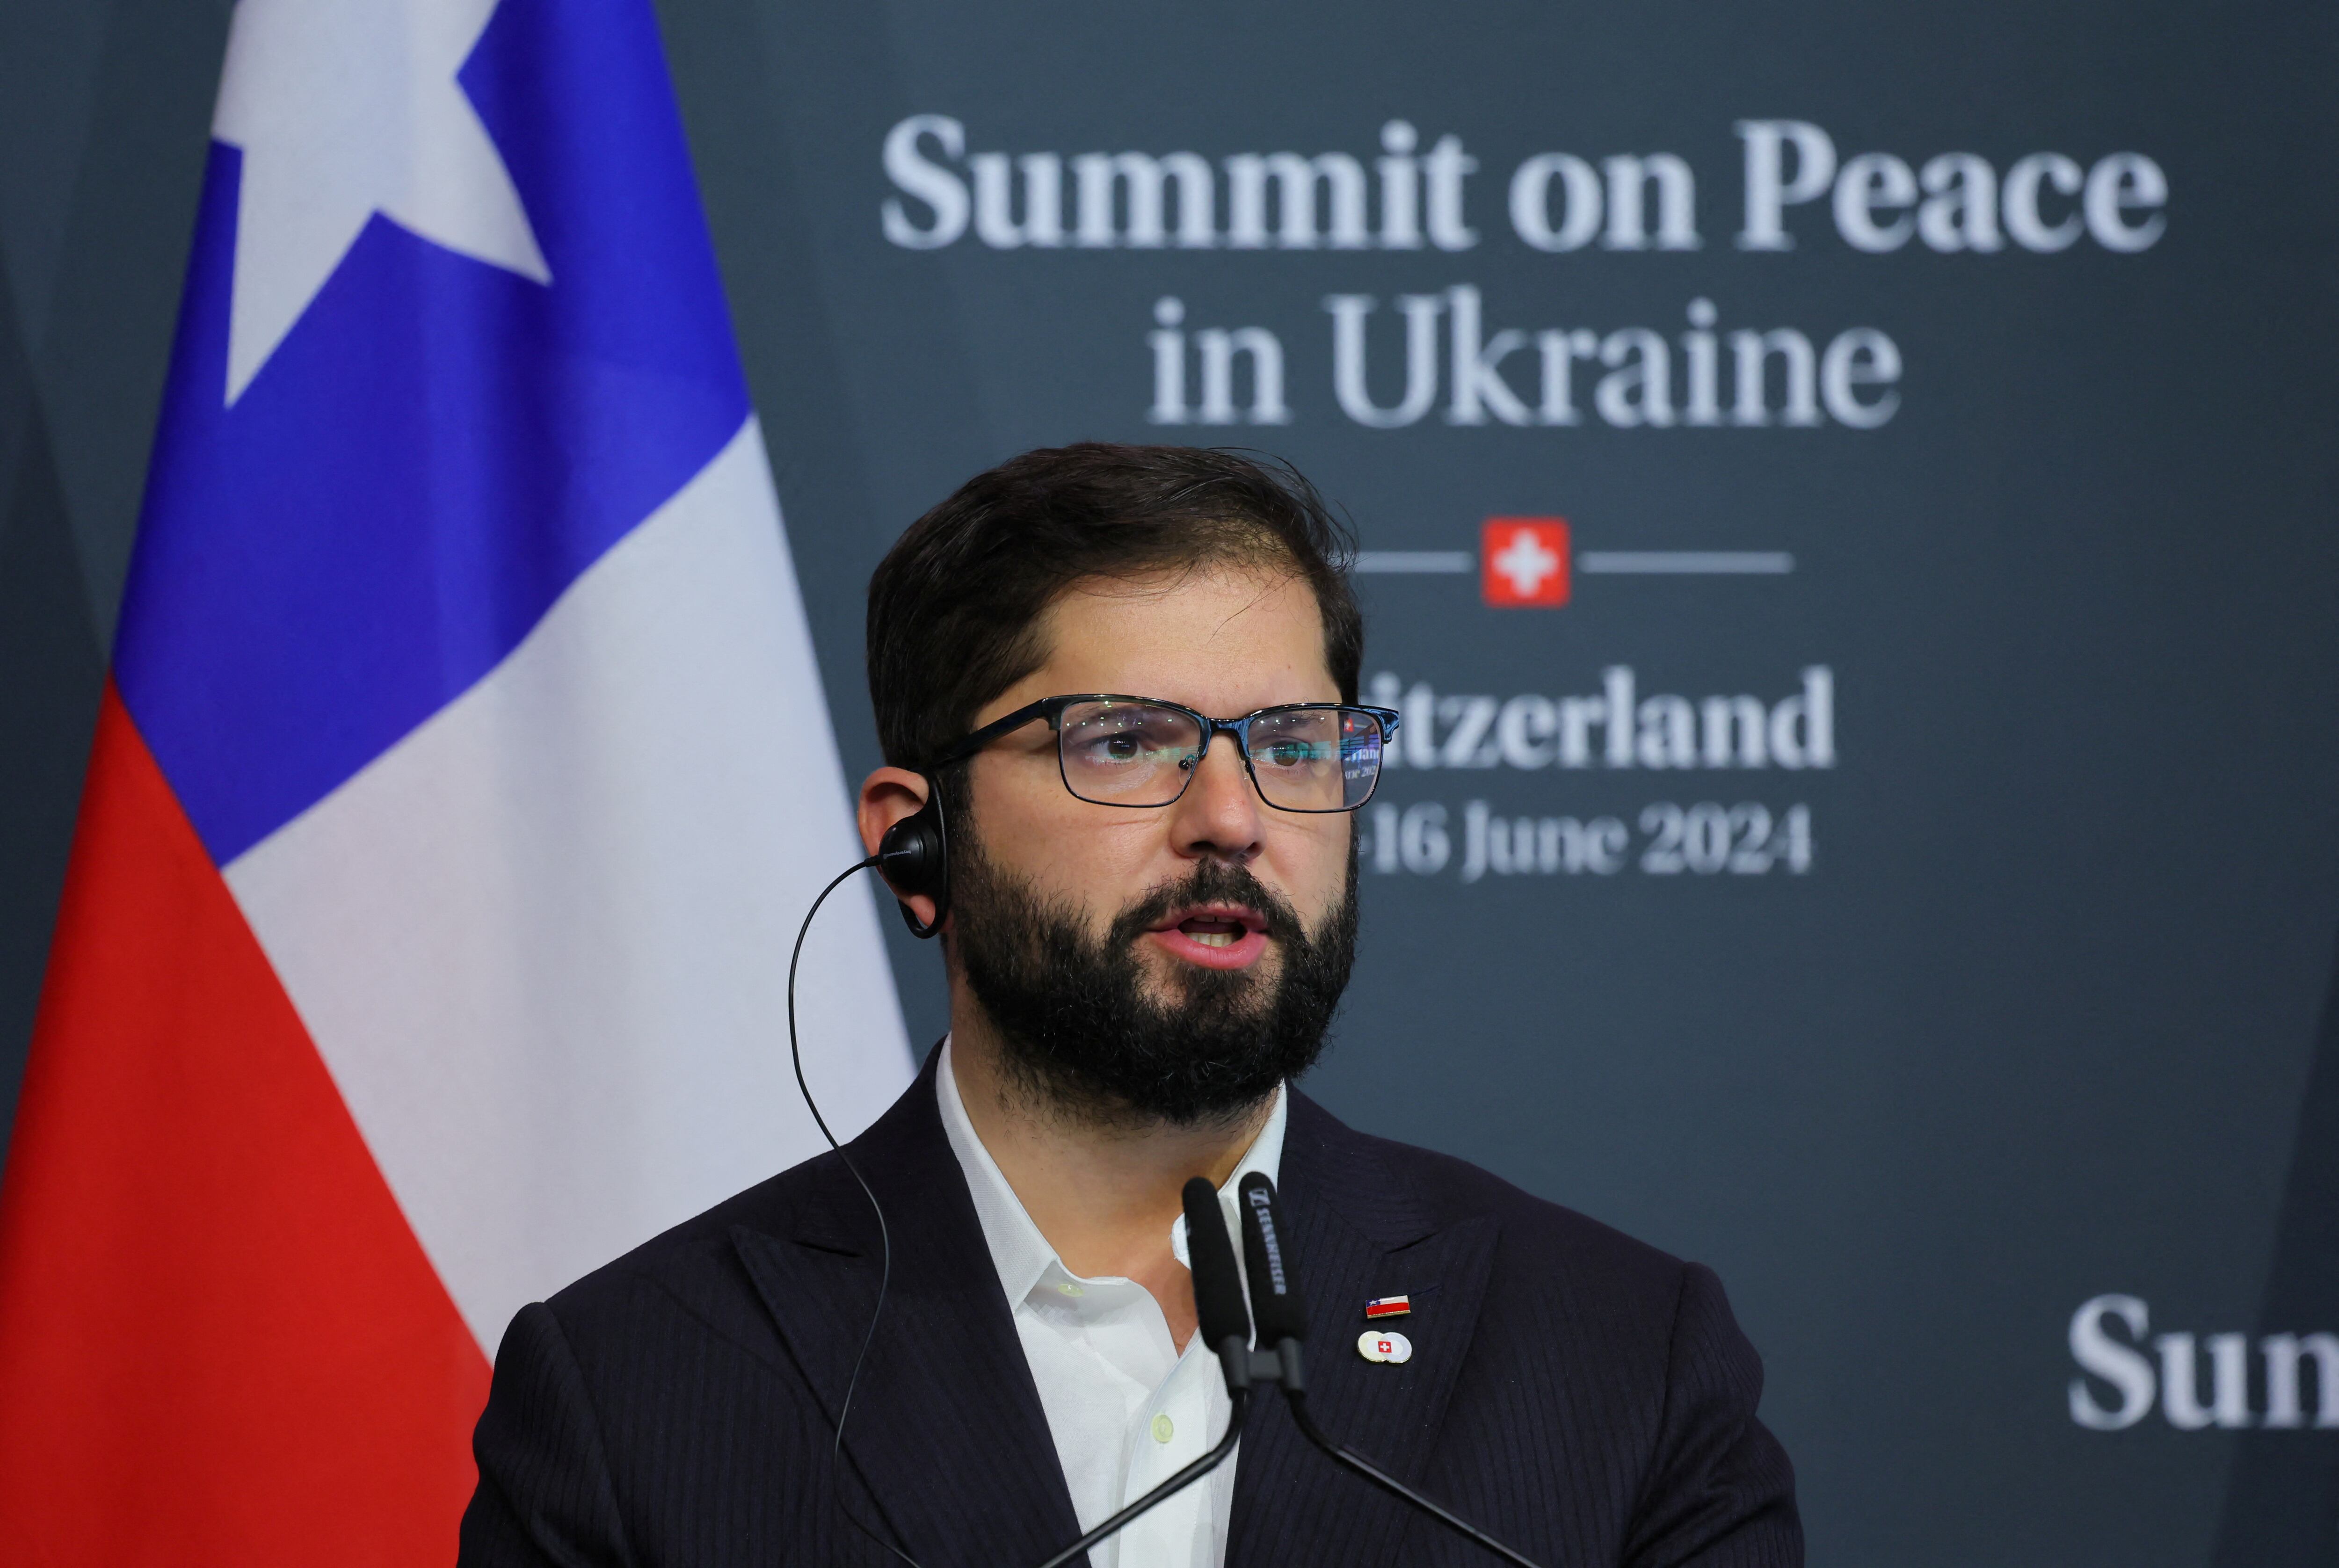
876,780,948,939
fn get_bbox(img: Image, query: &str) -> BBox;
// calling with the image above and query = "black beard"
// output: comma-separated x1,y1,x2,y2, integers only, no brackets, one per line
949,831,1358,1128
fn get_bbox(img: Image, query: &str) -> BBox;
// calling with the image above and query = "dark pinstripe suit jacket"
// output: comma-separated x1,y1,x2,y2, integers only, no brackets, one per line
460,1051,1800,1567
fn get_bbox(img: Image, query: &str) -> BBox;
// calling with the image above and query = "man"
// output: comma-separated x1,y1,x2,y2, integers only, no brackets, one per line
461,444,1800,1567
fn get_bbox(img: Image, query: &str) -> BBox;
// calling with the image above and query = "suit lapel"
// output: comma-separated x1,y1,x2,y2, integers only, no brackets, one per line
726,1066,1499,1568
731,1052,1088,1568
1228,1093,1501,1568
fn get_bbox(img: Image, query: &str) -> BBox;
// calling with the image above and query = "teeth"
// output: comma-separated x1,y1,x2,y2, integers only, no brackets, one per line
1191,930,1235,948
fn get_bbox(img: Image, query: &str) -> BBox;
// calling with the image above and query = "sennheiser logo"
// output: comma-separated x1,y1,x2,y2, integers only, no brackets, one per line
1248,1188,1289,1295
2069,1295,2339,1430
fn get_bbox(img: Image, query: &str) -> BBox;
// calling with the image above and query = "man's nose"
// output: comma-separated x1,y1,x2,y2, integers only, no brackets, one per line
1168,733,1264,863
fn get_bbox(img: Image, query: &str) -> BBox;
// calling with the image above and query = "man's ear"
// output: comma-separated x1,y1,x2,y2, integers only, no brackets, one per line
859,767,942,932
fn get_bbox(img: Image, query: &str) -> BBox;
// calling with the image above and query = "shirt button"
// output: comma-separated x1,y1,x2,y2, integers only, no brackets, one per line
1057,1282,1084,1297
1151,1414,1175,1444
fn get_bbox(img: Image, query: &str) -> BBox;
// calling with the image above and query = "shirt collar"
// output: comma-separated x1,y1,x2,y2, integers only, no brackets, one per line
935,1035,1288,1307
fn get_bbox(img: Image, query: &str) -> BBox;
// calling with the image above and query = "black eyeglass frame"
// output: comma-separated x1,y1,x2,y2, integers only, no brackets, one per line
930,694,1404,814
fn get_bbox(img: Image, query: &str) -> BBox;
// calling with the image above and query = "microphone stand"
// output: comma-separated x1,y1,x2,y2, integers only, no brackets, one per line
1027,1176,1262,1568
1030,1393,1247,1568
1279,1393,1541,1568
1234,1174,1548,1568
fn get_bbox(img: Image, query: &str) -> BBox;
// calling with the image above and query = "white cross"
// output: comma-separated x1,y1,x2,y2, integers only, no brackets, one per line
1489,528,1562,597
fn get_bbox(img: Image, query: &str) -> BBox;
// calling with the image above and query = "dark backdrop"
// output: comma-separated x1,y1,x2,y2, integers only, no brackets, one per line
4,2,2336,1563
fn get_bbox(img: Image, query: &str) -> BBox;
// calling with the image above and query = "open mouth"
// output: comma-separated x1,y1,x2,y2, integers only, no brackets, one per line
1177,914,1250,949
1142,903,1271,969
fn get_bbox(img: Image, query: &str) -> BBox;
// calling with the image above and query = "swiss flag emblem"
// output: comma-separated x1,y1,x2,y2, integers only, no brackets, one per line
1482,518,1570,607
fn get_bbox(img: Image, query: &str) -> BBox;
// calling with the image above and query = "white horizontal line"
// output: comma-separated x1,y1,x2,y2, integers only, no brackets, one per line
1576,552,1794,574
1354,551,1475,573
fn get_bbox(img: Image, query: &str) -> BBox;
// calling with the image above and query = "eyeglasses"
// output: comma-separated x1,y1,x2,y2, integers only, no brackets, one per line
932,695,1403,813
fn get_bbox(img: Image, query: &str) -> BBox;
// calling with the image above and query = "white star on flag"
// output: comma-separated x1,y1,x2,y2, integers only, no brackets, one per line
211,0,551,404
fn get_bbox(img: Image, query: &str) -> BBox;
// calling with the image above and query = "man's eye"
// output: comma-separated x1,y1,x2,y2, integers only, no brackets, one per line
1076,731,1156,764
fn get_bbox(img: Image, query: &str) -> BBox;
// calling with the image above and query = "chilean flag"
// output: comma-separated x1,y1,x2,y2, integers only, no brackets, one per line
0,0,912,1559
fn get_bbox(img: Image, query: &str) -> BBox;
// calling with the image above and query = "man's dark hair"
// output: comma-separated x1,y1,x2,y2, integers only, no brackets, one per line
866,443,1363,772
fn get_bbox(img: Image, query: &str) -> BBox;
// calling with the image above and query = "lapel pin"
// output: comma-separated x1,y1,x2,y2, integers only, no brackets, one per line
1364,1294,1411,1320
1357,1328,1413,1365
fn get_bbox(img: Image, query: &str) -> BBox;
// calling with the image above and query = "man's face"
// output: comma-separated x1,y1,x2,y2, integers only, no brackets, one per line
947,565,1358,1123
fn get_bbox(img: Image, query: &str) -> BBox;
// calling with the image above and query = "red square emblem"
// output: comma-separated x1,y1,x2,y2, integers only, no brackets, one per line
1482,518,1570,607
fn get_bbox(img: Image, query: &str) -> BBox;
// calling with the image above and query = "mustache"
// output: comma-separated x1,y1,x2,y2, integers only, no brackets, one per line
1104,858,1308,949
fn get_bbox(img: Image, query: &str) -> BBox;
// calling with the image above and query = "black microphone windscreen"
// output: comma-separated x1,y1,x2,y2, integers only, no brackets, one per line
1182,1176,1253,1350
1238,1174,1308,1344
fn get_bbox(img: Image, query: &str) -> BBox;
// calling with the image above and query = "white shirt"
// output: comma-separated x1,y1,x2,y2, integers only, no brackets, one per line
936,1038,1286,1568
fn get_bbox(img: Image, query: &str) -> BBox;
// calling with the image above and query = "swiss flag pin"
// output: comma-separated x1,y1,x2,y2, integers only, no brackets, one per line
1481,518,1570,607
1357,1329,1414,1365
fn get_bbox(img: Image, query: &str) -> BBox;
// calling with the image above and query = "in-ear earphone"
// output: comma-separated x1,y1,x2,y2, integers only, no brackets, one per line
875,776,948,938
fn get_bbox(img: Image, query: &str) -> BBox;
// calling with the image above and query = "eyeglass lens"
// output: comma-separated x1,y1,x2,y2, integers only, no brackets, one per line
1056,700,1384,811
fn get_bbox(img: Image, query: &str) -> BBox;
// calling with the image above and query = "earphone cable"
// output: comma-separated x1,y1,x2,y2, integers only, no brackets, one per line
789,855,925,1568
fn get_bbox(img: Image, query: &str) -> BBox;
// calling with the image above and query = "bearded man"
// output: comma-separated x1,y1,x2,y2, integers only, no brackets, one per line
460,444,1801,1568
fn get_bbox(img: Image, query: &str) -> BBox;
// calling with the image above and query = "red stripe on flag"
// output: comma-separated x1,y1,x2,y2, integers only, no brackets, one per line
0,685,489,1565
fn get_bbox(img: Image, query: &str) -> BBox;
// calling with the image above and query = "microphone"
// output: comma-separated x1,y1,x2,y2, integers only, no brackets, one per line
1189,1174,1264,1394
1237,1173,1307,1393
1237,1176,1547,1568
1028,1177,1253,1568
